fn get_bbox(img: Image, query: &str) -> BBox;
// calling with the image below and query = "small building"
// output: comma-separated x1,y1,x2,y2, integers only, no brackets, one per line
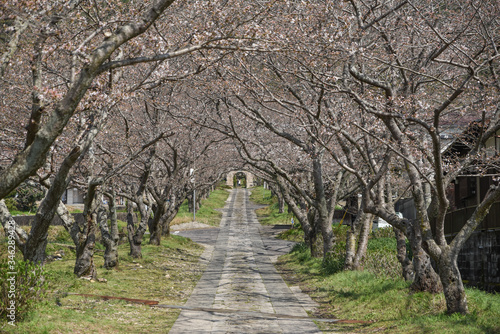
62,188,85,205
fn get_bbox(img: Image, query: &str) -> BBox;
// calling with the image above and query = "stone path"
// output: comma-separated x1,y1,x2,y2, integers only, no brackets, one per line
169,188,321,334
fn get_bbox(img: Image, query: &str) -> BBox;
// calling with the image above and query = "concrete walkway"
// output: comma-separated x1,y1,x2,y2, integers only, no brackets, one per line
169,188,321,334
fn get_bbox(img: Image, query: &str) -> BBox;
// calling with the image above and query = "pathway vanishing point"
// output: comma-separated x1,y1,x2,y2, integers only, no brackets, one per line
169,188,321,333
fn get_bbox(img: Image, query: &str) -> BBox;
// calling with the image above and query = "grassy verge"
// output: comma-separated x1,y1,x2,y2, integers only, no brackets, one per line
0,188,229,333
251,188,500,333
170,189,230,227
249,187,296,226
277,246,500,333
1,228,204,333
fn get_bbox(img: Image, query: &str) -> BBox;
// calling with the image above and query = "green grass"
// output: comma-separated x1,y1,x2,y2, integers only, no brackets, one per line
0,187,230,333
250,186,500,333
8,209,36,216
170,188,230,227
249,187,296,226
0,228,205,333
278,248,500,333
9,208,82,216
249,186,273,205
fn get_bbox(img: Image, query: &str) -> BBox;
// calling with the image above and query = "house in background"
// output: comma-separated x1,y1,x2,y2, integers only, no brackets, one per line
62,188,85,205
441,122,500,291
394,121,500,291
62,187,126,207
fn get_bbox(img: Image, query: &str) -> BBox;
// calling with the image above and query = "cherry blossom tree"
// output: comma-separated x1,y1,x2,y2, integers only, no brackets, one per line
334,0,500,314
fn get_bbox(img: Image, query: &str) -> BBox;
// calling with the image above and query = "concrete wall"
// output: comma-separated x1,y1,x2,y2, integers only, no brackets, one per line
455,229,500,291
13,211,136,226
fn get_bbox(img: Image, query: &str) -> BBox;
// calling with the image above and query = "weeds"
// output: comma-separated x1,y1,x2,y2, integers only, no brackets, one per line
0,260,47,321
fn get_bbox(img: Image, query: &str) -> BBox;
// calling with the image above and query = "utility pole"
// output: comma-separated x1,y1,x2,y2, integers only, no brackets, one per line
190,168,196,222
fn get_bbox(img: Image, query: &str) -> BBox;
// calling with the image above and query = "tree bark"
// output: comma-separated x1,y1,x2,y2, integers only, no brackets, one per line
99,191,119,269
307,208,322,258
149,202,166,245
437,247,468,314
23,147,82,264
327,171,345,226
394,227,414,281
161,193,186,237
73,184,100,278
344,225,357,270
0,199,28,250
352,211,374,269
409,227,442,293
126,201,150,258
277,178,317,253
311,155,335,257
276,189,285,213
74,212,97,278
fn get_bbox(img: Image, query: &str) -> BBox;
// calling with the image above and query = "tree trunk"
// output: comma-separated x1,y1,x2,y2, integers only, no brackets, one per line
23,147,83,264
437,248,468,314
74,211,97,278
126,215,140,258
187,194,194,213
344,226,357,270
99,192,119,269
277,178,316,254
307,208,322,258
162,212,176,238
149,202,165,245
312,155,334,257
0,200,28,251
344,203,361,270
161,195,185,237
352,212,373,269
327,171,344,226
409,227,442,293
126,201,149,258
276,190,285,213
74,184,100,278
394,227,414,281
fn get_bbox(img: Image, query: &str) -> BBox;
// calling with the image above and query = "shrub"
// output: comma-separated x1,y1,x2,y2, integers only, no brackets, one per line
365,228,402,280
364,250,402,280
7,183,44,213
3,198,16,212
372,226,395,238
0,260,46,323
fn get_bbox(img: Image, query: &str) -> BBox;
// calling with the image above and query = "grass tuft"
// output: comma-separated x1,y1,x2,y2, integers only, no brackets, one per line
170,189,229,227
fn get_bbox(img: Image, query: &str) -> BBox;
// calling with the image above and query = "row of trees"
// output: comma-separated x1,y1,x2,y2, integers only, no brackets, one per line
1,0,499,315
174,0,500,315
0,0,250,277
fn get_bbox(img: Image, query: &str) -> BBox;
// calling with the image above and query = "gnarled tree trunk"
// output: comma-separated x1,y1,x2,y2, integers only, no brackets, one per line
276,189,285,213
409,227,442,293
312,155,335,258
0,199,28,251
149,202,165,246
74,213,97,278
437,247,467,314
394,227,414,281
352,212,374,269
73,185,99,278
307,208,322,258
126,201,150,258
99,191,119,269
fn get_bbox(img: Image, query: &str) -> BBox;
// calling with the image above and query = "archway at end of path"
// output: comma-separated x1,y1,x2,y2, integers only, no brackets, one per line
226,171,255,188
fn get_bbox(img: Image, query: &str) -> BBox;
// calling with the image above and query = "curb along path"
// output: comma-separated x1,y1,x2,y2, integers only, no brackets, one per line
169,188,321,334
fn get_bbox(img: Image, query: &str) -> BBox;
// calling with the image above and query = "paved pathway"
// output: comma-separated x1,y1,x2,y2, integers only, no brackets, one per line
169,188,321,334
